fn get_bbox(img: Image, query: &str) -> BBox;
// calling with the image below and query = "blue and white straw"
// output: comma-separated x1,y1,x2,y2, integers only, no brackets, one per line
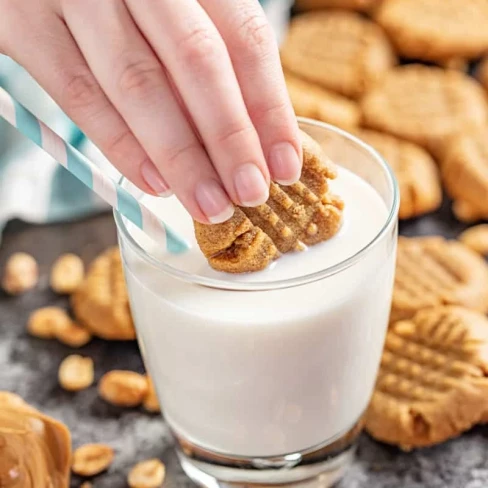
0,87,189,254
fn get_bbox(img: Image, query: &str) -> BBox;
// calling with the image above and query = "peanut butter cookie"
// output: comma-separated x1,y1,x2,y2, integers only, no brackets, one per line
391,237,488,323
442,127,488,222
354,129,441,219
361,65,488,155
294,0,380,12
194,130,344,273
285,73,360,129
375,0,488,62
281,10,396,99
366,307,488,450
72,248,136,340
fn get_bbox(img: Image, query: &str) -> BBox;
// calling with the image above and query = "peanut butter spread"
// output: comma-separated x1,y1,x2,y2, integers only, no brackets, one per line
0,392,71,487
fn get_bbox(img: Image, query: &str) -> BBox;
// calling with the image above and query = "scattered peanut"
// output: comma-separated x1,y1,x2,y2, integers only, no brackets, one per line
1,252,38,295
55,319,92,348
128,459,165,488
28,307,71,339
98,370,148,407
80,483,92,488
143,376,161,413
50,253,85,294
459,225,488,256
58,355,94,392
72,443,114,477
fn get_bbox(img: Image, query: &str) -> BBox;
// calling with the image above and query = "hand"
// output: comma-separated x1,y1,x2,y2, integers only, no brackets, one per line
0,0,301,223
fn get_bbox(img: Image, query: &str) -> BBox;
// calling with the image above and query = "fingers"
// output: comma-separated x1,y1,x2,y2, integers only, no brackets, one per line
2,2,158,196
200,0,302,185
124,0,271,207
61,0,234,224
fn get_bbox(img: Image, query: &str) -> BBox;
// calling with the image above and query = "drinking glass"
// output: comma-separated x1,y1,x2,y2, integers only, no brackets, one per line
115,119,399,488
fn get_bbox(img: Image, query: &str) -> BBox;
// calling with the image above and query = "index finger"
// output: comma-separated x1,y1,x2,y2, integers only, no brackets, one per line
200,0,303,185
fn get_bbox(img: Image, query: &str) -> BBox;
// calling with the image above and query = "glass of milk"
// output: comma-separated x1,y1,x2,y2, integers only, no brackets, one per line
115,119,399,488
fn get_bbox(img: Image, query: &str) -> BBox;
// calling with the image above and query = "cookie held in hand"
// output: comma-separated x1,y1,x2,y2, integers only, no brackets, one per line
194,131,344,274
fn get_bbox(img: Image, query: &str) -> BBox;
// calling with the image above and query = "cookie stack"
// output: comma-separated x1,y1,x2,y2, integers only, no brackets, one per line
285,0,488,450
284,0,488,222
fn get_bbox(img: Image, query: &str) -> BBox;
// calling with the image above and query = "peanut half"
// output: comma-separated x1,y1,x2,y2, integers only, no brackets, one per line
1,252,38,295
59,355,94,392
143,376,161,413
128,459,166,488
28,307,71,339
51,253,85,294
55,319,92,348
72,443,114,477
98,370,148,407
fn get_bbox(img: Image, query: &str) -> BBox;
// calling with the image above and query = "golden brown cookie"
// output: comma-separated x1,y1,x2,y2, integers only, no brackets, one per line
354,129,441,219
476,58,488,91
375,0,488,62
281,11,396,99
361,65,488,155
294,0,380,12
194,131,344,273
366,306,488,450
285,73,360,129
441,127,488,221
391,236,488,323
72,248,136,340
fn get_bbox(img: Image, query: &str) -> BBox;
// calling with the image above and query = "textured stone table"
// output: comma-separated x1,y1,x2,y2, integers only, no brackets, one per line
1,204,488,488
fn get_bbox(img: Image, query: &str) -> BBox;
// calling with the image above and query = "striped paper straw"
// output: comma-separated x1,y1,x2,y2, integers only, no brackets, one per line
0,87,189,254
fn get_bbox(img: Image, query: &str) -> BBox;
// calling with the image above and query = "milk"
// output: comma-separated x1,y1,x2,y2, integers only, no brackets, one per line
121,167,396,457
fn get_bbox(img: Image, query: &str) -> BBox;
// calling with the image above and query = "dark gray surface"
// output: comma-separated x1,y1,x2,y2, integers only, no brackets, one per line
1,205,488,488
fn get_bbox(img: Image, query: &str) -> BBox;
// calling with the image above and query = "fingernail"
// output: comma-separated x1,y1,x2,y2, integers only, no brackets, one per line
141,161,172,197
195,180,235,224
269,142,302,185
234,163,269,207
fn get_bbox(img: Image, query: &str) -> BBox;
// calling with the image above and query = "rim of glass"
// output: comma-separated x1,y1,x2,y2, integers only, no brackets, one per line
114,118,399,291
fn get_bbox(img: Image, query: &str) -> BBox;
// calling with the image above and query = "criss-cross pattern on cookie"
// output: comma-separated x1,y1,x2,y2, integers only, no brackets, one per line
281,11,395,98
361,65,488,152
391,237,488,322
366,307,488,450
194,131,344,273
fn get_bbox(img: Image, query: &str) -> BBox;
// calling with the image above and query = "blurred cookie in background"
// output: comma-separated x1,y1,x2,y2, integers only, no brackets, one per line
72,247,136,341
285,72,361,129
442,127,488,223
281,10,396,99
375,0,488,62
294,0,381,12
353,129,442,219
361,65,488,156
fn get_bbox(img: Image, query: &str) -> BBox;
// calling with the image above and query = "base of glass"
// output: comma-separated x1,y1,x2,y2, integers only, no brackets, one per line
174,418,363,488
